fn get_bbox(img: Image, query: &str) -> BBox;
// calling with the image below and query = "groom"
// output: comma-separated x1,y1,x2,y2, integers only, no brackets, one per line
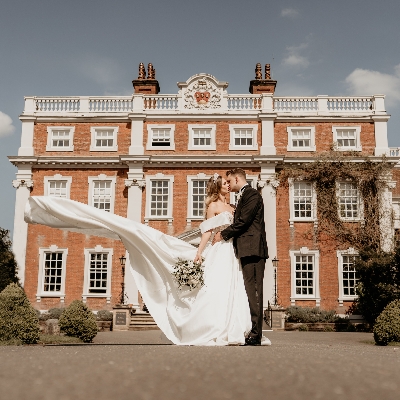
213,168,269,346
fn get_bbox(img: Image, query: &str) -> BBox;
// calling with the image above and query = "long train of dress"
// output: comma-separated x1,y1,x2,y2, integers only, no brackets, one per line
24,197,251,345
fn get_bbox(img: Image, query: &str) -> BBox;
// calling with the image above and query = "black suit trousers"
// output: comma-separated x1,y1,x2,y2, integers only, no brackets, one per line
241,255,265,341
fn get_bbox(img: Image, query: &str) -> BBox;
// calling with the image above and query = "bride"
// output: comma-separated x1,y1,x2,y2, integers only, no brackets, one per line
25,173,269,346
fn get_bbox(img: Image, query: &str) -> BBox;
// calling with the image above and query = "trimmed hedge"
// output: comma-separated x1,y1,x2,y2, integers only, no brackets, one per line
96,310,113,321
0,283,40,344
59,300,98,343
285,306,341,323
373,300,400,346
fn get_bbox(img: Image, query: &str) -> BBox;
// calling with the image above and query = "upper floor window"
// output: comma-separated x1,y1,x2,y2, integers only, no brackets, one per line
332,126,361,151
146,124,175,150
145,173,174,223
44,174,72,198
290,248,320,306
188,125,216,150
46,126,75,151
88,174,116,213
287,127,316,151
90,127,118,151
338,182,362,221
83,245,113,303
289,181,316,225
36,245,68,302
229,124,258,150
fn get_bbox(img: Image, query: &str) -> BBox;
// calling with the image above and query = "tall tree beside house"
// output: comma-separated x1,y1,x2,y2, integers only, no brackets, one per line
0,228,19,292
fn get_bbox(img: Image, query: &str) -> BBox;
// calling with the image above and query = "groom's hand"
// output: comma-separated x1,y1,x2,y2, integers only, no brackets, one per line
212,232,223,245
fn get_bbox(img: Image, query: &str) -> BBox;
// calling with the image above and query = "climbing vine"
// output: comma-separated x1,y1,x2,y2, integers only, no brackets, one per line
278,151,394,252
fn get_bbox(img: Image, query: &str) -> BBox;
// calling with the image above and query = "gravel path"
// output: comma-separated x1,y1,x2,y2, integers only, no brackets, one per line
0,331,398,400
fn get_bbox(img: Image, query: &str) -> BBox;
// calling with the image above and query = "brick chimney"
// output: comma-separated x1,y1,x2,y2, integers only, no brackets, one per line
132,62,160,94
249,63,277,94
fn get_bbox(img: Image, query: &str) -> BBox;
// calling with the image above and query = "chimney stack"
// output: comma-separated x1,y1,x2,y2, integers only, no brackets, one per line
132,62,160,94
249,63,277,94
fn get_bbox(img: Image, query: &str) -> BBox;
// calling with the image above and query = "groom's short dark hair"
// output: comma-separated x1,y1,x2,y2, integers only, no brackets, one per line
226,168,246,179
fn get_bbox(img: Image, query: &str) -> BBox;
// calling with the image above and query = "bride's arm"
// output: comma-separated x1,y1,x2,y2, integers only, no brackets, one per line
193,203,217,263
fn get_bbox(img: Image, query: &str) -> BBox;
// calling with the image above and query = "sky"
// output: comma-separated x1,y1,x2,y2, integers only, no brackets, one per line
1,0,400,234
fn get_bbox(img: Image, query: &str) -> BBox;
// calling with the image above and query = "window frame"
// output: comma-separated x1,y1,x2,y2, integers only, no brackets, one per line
186,173,210,221
229,124,258,151
337,248,359,306
188,124,216,150
146,124,175,150
145,173,174,223
332,126,362,152
287,126,316,152
46,126,75,152
83,245,113,303
44,174,72,199
88,174,117,213
289,179,317,225
290,248,320,306
337,181,363,222
36,245,68,302
90,126,119,151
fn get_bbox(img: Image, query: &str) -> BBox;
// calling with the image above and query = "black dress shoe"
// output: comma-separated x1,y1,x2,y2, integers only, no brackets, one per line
244,337,261,346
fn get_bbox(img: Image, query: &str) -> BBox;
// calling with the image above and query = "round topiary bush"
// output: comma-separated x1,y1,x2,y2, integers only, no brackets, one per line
373,300,400,346
59,300,98,343
0,283,40,344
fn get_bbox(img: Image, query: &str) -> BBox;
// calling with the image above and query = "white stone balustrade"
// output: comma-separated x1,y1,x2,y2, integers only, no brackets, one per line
389,148,400,157
26,94,382,116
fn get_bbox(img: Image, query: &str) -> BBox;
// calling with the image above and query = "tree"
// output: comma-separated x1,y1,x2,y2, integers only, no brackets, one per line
0,228,19,292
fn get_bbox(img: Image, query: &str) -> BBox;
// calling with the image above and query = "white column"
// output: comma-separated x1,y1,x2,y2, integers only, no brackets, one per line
380,180,396,252
12,166,34,286
18,116,35,156
124,164,145,309
129,95,144,155
259,94,276,156
259,165,278,307
373,115,390,156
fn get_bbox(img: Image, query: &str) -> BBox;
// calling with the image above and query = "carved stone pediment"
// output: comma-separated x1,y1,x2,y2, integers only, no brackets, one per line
177,74,228,111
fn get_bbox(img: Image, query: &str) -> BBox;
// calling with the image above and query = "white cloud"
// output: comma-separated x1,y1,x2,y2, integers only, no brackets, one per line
0,112,15,138
281,8,299,19
345,65,400,106
282,43,310,68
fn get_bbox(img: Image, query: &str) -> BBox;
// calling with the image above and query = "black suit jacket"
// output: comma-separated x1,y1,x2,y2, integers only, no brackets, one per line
221,186,269,260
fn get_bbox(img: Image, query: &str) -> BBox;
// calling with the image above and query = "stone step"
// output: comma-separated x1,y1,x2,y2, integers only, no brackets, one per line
129,312,159,331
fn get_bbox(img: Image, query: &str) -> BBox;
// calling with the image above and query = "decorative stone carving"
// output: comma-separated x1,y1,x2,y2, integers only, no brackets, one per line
147,63,155,79
125,179,146,189
138,62,146,79
255,63,262,80
178,74,228,110
265,64,271,80
12,179,34,189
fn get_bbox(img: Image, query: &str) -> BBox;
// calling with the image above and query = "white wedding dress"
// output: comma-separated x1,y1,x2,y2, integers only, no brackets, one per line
25,196,251,346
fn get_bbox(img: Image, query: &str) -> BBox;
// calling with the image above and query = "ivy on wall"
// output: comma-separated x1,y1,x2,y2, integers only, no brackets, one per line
278,152,394,252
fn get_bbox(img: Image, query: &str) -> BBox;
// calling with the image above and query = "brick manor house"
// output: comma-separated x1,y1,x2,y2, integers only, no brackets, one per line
9,62,400,313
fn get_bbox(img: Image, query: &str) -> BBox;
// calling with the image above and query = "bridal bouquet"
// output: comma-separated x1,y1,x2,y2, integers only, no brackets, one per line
172,257,205,291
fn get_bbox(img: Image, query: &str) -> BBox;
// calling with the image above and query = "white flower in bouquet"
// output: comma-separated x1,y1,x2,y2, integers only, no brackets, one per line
172,257,205,291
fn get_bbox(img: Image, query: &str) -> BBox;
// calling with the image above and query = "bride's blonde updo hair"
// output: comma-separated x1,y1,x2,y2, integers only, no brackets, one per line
204,173,222,218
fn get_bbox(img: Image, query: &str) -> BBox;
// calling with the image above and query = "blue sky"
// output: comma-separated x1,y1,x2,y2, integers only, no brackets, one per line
1,0,400,233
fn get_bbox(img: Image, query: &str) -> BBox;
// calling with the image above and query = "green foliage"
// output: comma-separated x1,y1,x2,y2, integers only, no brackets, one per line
279,153,392,250
48,308,64,319
59,300,98,343
0,283,40,344
298,324,309,331
373,300,400,346
96,310,113,321
354,247,400,326
0,228,19,292
286,306,341,323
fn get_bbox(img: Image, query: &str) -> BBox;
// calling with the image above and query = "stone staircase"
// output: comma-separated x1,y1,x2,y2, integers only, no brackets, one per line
129,311,159,331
